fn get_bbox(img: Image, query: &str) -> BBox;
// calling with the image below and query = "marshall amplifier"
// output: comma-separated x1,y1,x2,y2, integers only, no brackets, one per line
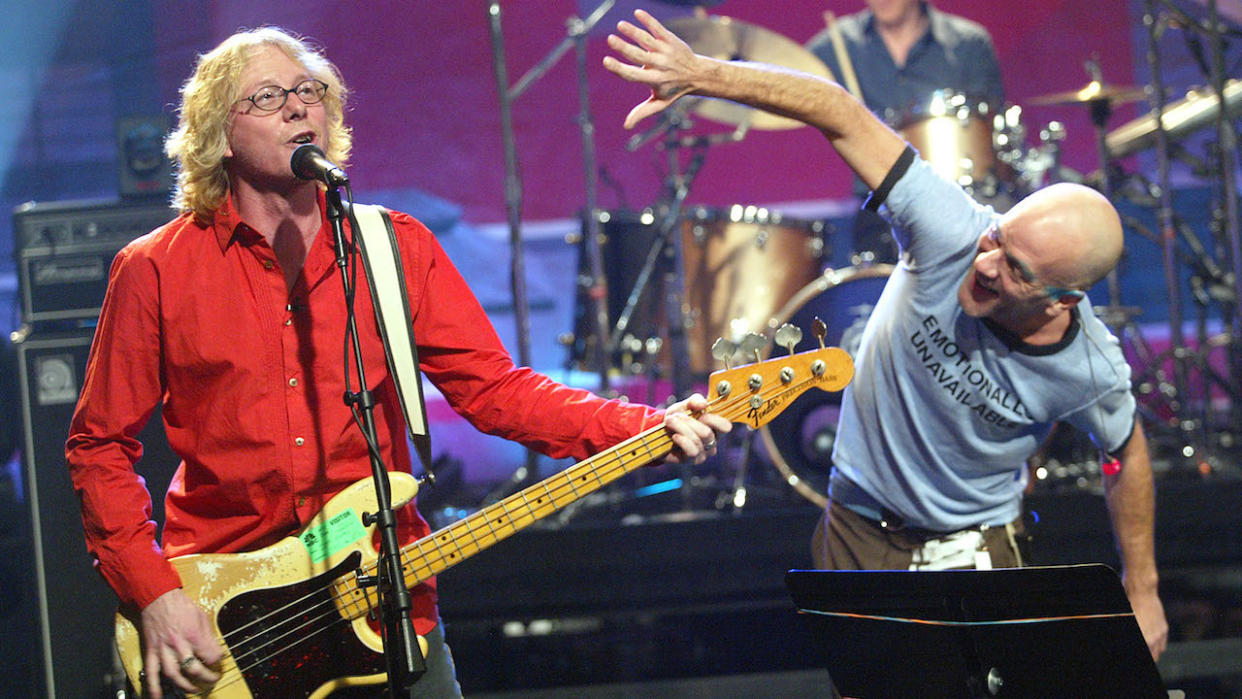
14,198,175,324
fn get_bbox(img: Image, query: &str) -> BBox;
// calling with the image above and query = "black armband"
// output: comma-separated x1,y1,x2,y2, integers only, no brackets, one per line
863,145,917,212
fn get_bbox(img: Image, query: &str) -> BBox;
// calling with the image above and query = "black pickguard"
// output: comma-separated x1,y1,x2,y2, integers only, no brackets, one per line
215,551,386,697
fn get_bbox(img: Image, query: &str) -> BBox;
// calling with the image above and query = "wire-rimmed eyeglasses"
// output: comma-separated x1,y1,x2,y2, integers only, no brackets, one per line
237,79,328,112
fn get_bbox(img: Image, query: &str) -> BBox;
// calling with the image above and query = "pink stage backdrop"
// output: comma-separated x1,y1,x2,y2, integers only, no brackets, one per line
153,1,1138,224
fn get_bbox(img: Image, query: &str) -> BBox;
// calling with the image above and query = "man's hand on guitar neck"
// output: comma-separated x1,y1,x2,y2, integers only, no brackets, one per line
141,588,223,698
660,393,732,464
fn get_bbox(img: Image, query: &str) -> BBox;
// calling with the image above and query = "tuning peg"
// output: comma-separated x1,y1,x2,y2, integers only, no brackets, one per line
774,324,802,355
711,337,738,370
812,317,828,348
739,332,766,364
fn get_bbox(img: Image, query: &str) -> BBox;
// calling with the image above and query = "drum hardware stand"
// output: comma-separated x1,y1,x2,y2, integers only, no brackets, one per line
488,1,617,493
1071,54,1209,455
718,428,757,512
1143,2,1197,460
1200,0,1242,436
613,124,757,513
1137,0,1242,468
1082,57,1130,323
1114,207,1242,442
605,125,721,402
601,107,691,385
488,0,617,396
605,122,751,389
1158,0,1242,449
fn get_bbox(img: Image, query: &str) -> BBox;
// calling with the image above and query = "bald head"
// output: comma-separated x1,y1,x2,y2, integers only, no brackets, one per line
999,183,1124,290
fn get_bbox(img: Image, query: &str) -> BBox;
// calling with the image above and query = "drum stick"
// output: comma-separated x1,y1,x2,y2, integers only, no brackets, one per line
823,11,863,101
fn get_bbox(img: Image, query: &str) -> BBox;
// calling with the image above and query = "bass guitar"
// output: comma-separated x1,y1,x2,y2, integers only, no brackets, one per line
115,335,852,697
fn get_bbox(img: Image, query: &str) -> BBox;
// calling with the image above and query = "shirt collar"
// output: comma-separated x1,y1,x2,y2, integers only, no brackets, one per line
862,2,949,48
923,5,958,48
982,306,1082,356
209,189,327,252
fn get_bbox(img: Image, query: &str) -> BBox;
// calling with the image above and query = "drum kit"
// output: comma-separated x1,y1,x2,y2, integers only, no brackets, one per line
557,5,1242,509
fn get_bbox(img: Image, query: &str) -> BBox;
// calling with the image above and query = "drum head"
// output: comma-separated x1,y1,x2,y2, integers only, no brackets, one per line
681,206,826,374
893,91,1025,205
897,93,996,188
758,265,893,507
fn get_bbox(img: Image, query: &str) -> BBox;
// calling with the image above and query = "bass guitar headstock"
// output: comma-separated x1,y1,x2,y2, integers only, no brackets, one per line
706,320,853,430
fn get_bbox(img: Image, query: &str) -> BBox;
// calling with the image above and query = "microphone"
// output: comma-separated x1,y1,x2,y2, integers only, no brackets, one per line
291,144,349,186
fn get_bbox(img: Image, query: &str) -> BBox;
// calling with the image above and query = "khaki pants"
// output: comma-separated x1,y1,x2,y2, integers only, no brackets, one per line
811,498,1026,571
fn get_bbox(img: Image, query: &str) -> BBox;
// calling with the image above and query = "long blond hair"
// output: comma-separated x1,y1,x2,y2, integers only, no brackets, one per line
165,27,352,218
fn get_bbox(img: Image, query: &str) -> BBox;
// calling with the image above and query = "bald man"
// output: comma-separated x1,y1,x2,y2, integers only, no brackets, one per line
604,10,1168,660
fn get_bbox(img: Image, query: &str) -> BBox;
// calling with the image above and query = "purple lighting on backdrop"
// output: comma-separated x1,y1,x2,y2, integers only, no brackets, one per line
147,1,1138,224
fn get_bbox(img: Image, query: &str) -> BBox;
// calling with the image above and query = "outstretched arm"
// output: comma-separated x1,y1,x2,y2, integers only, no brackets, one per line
1103,420,1168,660
602,9,906,190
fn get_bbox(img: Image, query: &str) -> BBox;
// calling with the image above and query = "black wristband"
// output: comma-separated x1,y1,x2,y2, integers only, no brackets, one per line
863,145,917,212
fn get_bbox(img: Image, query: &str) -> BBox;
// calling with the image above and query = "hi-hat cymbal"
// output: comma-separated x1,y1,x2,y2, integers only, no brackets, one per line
1028,80,1148,107
665,15,831,130
1107,79,1242,158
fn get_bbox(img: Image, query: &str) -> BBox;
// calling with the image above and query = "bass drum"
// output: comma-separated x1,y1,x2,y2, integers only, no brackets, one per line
757,264,893,508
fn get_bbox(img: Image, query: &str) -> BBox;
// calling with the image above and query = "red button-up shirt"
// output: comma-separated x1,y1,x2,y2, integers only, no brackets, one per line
66,192,661,633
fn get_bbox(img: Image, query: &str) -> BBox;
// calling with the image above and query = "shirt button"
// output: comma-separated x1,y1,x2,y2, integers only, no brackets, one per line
263,260,275,270
285,318,292,326
295,437,305,446
289,377,298,387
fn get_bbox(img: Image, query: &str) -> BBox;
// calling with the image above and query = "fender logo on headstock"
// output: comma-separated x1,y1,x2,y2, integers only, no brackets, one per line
708,340,854,431
747,393,786,428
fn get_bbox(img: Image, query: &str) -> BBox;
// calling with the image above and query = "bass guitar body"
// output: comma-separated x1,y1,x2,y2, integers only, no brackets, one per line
115,474,426,698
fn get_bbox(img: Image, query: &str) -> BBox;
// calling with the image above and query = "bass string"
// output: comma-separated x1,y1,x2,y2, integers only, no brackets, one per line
379,385,789,589
203,373,822,687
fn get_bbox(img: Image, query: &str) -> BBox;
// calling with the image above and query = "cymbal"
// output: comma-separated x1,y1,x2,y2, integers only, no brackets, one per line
665,15,831,130
1028,80,1148,107
1107,79,1242,158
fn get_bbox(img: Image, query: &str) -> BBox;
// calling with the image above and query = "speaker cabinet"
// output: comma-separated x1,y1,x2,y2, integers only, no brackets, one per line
15,331,178,698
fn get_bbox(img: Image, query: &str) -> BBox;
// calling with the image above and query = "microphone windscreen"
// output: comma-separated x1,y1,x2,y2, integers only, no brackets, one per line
291,144,324,180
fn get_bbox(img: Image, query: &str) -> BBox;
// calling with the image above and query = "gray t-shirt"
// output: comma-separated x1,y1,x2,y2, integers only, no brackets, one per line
830,156,1136,531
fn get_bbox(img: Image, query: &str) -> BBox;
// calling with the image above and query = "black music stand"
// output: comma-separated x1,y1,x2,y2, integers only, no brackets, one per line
786,564,1167,698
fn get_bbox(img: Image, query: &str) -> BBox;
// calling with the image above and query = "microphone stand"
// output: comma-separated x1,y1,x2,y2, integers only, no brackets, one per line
325,184,425,696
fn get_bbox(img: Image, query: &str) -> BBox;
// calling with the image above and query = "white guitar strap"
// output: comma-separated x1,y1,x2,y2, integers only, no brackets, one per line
349,203,432,471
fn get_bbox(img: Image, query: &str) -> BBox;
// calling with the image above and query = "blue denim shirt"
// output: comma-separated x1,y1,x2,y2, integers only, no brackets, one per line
807,3,1005,125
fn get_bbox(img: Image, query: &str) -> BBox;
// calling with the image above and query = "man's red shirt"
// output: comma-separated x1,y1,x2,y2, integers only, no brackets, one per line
66,193,660,633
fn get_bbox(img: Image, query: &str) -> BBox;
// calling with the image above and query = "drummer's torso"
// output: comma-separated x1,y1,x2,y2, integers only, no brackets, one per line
809,8,1004,121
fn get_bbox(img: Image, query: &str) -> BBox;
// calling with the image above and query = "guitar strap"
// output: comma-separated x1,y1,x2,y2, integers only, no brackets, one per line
349,203,433,471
